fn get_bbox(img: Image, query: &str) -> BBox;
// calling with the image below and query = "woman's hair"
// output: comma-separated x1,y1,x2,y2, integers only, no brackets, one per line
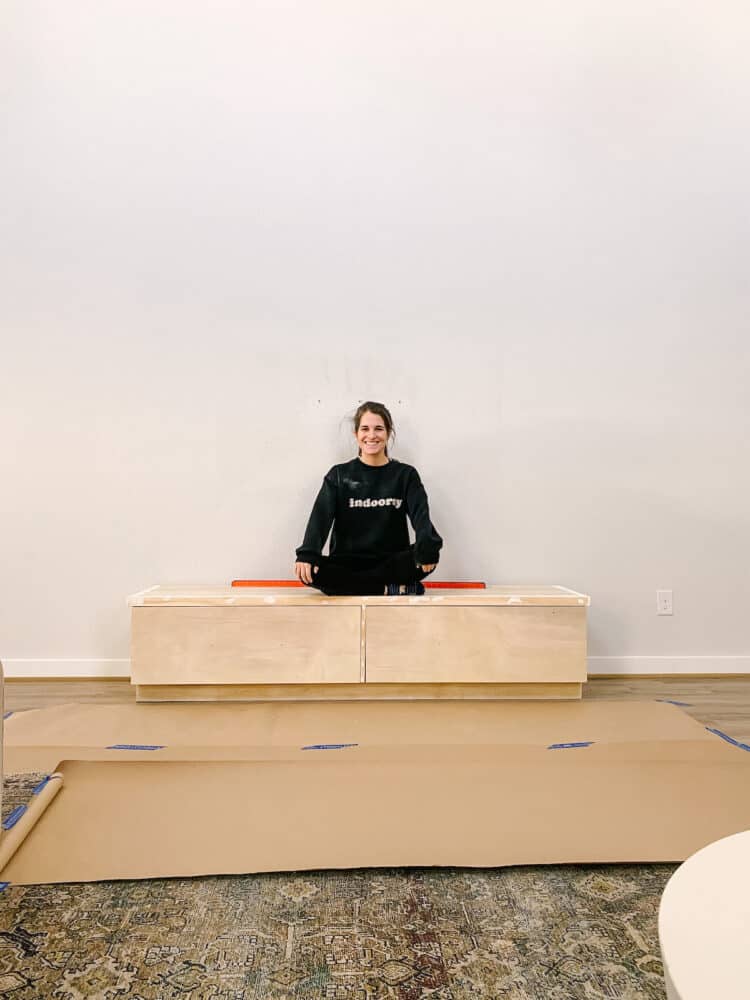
353,401,395,457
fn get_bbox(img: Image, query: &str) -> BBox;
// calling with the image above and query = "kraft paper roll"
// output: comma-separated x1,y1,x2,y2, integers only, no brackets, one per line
0,773,64,874
1,658,4,823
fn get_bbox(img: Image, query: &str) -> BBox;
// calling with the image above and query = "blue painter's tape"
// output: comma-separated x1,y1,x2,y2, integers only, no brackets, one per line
656,699,693,707
32,776,52,795
3,712,13,720
105,744,165,751
706,728,750,751
301,743,358,751
547,741,594,750
0,882,10,892
2,806,27,831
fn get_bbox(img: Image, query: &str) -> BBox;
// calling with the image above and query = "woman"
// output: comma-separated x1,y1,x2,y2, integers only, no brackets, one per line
294,401,443,595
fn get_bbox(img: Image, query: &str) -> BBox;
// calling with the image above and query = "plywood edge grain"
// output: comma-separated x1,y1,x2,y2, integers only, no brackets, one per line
127,585,591,608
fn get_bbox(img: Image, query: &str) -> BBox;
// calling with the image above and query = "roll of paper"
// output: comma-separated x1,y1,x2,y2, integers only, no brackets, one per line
0,772,64,875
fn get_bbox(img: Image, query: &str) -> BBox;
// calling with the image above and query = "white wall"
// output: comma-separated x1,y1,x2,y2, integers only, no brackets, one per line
2,1,748,677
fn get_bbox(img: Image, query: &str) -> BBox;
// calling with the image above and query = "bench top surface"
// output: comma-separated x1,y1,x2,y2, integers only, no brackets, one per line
128,585,590,607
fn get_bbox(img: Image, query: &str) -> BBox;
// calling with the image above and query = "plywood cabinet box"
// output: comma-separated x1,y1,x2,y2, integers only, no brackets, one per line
128,586,590,702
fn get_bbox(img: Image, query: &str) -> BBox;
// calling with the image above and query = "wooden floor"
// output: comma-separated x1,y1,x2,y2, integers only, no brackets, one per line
4,676,750,743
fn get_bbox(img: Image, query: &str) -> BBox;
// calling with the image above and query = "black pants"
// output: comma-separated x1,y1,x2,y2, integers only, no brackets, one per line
306,547,433,596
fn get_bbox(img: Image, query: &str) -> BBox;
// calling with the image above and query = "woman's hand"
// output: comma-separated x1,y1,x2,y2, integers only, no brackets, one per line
294,561,317,585
419,563,437,573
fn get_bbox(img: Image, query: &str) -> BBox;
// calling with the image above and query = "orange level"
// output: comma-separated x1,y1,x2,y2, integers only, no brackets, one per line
231,580,486,589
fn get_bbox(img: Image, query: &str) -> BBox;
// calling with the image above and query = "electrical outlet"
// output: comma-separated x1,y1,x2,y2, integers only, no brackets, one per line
657,590,673,615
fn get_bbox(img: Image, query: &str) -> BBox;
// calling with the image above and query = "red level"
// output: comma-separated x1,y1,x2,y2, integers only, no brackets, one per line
231,580,486,589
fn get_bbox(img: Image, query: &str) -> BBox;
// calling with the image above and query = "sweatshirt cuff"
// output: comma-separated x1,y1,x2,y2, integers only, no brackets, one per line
295,548,321,564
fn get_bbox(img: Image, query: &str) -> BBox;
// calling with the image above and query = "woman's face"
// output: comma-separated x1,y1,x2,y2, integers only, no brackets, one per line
355,411,389,462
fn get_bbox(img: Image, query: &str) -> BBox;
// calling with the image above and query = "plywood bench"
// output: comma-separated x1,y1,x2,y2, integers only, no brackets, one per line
128,585,590,702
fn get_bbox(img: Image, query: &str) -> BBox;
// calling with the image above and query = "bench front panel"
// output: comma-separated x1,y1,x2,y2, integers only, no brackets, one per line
365,606,587,684
131,606,361,685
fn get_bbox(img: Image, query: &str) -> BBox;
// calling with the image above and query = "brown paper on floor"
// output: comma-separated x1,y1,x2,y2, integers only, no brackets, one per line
2,698,716,771
2,700,750,884
3,745,750,885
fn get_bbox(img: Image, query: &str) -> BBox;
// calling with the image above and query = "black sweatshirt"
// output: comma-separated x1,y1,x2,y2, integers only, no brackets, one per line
296,458,443,566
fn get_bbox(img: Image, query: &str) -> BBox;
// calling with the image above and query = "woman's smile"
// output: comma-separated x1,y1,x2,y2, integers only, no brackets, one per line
356,412,390,465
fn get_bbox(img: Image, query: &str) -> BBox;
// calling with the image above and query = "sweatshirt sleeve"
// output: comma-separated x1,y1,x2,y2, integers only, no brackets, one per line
405,468,443,565
295,467,338,564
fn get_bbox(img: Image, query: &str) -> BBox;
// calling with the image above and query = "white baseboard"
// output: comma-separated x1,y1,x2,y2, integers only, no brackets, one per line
1,656,749,679
588,656,750,676
2,660,131,679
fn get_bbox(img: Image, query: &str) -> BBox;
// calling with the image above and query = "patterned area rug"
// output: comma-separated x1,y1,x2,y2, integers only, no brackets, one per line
0,773,673,1000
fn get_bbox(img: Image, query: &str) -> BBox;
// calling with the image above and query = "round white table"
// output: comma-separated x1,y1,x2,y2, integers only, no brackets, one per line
659,829,750,999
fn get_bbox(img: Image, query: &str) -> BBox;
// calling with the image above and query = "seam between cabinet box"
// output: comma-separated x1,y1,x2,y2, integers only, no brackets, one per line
360,605,367,683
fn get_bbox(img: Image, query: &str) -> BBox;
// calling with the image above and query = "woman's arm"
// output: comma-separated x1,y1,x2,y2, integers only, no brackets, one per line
405,469,443,566
295,468,337,565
